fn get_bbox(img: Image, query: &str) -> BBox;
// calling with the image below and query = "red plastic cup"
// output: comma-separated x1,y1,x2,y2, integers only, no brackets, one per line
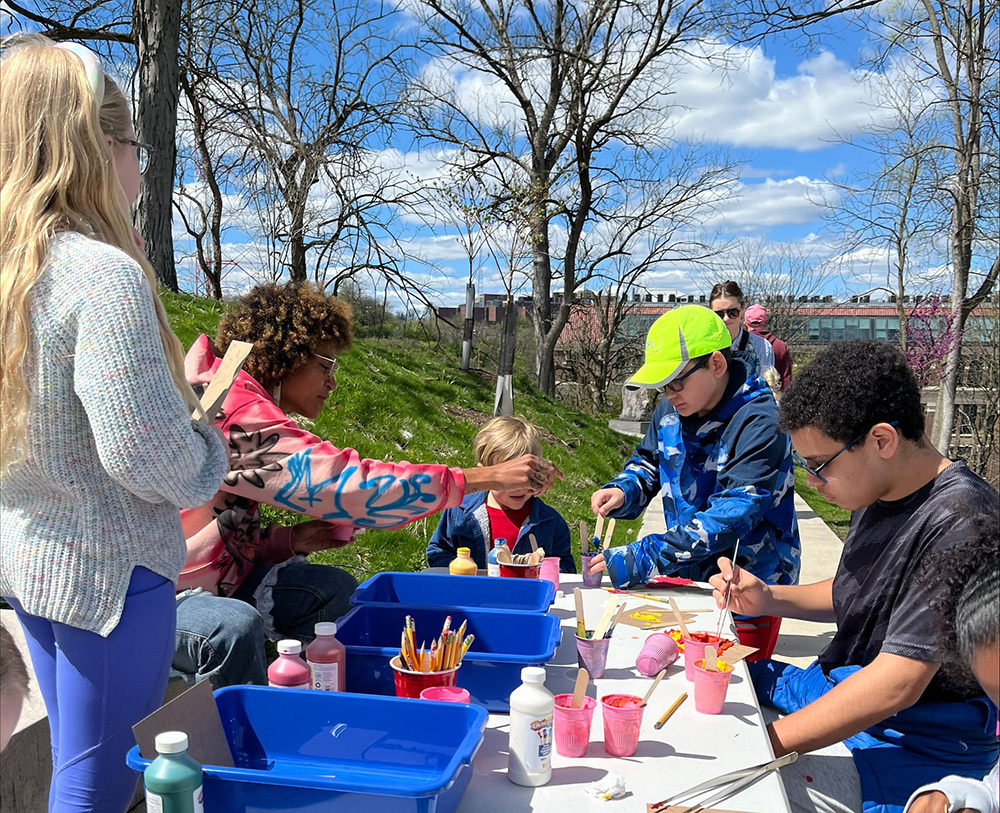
420,685,471,703
601,694,645,757
499,561,542,579
553,693,597,757
390,655,459,699
635,631,680,676
693,659,733,714
539,556,560,592
681,632,728,682
581,553,603,588
575,634,611,679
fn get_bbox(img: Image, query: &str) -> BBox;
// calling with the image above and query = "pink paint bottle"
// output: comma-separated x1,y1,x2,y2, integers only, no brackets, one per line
267,640,311,689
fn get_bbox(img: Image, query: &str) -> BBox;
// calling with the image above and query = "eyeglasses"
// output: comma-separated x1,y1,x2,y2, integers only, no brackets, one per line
713,307,741,320
793,421,898,484
314,353,339,379
663,356,710,393
114,137,153,174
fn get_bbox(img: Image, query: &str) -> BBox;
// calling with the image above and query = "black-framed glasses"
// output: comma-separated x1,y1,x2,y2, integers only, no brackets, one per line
663,356,710,393
314,353,339,380
793,421,898,484
713,307,741,320
114,136,153,174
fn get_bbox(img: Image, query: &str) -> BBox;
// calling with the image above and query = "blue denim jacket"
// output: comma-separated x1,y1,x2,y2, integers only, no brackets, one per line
426,492,576,573
602,353,801,589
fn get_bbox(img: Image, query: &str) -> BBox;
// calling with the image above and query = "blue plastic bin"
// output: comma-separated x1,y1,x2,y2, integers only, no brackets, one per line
126,686,488,813
350,571,555,612
336,604,562,712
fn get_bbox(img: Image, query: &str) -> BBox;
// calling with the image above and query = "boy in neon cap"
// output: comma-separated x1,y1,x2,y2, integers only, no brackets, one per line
590,305,800,659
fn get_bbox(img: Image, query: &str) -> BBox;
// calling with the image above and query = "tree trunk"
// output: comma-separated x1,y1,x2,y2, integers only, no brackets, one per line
530,211,554,396
133,0,182,291
935,318,962,453
289,205,307,282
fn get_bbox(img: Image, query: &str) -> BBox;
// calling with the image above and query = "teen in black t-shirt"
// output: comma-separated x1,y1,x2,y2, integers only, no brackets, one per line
708,341,998,813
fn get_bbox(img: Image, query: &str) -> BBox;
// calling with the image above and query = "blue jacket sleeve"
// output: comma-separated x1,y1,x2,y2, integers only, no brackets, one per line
603,398,669,520
426,508,461,568
604,407,788,589
551,513,576,573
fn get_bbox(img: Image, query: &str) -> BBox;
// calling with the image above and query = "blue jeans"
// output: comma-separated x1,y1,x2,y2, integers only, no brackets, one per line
172,561,357,687
7,567,175,813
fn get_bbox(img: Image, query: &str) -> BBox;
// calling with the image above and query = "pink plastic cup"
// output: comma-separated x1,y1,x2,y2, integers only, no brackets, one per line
693,659,733,714
420,685,471,703
635,631,680,676
575,634,611,679
553,693,597,757
390,656,459,699
581,553,603,588
681,632,727,682
539,556,560,592
601,694,645,757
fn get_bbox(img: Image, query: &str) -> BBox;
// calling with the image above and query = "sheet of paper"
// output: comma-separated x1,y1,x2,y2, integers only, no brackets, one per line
720,644,759,665
132,680,234,767
616,604,699,630
195,340,253,420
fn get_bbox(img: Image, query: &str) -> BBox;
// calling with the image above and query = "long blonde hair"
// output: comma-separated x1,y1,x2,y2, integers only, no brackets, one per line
1,39,204,471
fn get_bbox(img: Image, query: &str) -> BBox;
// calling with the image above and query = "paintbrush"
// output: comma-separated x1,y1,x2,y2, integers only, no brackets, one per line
715,541,740,640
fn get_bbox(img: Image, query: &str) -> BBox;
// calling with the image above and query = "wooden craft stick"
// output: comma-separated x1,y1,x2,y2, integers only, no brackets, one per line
570,667,589,709
605,602,628,639
574,588,587,638
668,597,691,638
602,517,617,550
640,669,666,706
594,513,605,549
592,596,619,640
653,692,687,730
195,340,253,421
528,533,538,552
705,645,718,671
579,520,589,557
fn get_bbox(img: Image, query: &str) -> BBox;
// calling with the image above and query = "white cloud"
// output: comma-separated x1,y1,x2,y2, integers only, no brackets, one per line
707,175,839,230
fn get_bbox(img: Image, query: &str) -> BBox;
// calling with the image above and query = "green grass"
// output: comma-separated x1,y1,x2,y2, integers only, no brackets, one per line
793,467,852,540
164,290,644,581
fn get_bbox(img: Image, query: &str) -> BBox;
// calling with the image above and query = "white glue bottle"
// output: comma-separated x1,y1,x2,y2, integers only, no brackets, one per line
507,666,554,786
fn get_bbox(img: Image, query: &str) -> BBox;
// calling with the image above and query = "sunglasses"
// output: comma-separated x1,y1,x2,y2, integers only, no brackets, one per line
792,421,899,484
663,356,709,393
713,307,742,320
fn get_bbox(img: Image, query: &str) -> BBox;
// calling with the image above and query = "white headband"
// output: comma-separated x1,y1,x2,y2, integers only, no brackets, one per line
55,42,105,106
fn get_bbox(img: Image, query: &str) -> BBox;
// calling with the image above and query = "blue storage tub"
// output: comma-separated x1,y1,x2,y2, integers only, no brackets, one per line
126,686,488,813
351,571,554,612
337,604,562,712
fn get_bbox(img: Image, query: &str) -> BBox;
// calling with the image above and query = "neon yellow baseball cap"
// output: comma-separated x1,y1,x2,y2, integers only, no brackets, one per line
625,305,731,390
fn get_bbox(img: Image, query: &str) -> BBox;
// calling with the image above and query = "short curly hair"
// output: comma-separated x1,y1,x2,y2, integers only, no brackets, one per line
779,340,925,444
215,283,353,391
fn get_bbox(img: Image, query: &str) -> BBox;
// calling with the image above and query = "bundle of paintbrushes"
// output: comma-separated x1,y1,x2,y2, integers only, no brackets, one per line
573,589,627,640
579,515,617,557
495,543,545,566
399,615,475,673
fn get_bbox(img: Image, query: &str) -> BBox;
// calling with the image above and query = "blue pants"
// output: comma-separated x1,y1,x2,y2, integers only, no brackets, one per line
751,659,999,813
7,567,176,813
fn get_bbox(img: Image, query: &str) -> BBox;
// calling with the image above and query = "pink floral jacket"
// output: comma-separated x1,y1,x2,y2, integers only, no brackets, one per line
178,335,466,595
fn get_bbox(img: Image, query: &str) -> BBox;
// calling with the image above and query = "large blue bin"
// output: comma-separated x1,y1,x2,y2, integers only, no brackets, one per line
351,571,554,612
126,686,488,813
337,604,562,712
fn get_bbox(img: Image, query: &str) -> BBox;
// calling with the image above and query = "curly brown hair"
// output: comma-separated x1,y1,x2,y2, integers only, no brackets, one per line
216,283,353,391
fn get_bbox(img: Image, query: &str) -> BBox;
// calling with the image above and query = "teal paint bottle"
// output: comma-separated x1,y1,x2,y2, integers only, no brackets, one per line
143,731,204,813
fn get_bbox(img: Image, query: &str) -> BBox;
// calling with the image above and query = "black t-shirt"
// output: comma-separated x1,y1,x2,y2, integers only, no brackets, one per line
818,460,998,703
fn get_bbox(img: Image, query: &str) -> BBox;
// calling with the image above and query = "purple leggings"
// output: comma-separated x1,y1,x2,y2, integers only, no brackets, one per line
7,567,176,813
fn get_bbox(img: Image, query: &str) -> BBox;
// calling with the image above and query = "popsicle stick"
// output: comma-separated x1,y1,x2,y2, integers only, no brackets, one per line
592,596,620,640
705,645,718,671
195,340,253,420
593,513,605,550
668,597,691,638
570,667,589,709
602,517,617,550
528,533,538,552
574,588,587,638
641,669,666,706
579,520,589,557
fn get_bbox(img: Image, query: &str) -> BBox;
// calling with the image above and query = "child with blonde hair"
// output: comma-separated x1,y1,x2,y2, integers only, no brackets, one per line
427,416,575,572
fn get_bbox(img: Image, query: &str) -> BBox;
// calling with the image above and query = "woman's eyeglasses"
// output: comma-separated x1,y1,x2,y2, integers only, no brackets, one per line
713,307,741,320
114,136,152,174
314,353,339,380
663,356,709,393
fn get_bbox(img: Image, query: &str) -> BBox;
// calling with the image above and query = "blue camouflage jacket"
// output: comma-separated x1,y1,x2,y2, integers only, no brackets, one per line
601,353,800,589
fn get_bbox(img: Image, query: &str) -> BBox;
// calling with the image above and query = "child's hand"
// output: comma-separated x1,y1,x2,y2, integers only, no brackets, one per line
906,791,966,813
588,554,608,575
591,487,625,516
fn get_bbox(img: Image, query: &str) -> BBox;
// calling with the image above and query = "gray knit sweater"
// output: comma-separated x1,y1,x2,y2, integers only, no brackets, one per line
0,232,228,636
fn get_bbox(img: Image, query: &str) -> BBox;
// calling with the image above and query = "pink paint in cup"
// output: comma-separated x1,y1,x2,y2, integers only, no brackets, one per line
539,556,560,592
692,659,733,714
635,631,679,676
420,685,471,703
575,634,611,679
581,553,603,588
601,694,645,757
553,694,597,757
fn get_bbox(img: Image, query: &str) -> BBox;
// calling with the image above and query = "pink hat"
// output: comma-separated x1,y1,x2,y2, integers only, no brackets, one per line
744,304,767,328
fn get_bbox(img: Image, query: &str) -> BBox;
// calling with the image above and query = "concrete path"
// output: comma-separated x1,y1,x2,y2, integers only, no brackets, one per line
637,490,842,668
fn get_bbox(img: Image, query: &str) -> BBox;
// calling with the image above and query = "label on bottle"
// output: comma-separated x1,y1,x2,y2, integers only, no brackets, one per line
487,561,500,577
519,713,553,772
193,784,205,813
269,679,310,689
308,660,340,691
144,792,164,813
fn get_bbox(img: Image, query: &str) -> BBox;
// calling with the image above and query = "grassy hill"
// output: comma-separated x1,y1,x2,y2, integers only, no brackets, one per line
162,290,647,580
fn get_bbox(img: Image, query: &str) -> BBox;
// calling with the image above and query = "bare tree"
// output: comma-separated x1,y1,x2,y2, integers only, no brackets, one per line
407,0,734,396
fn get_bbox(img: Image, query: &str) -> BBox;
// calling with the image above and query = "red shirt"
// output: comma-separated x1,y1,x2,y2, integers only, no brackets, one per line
486,499,533,551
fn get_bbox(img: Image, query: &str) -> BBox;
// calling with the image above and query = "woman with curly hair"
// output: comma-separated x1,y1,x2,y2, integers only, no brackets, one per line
173,282,559,687
0,39,227,811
